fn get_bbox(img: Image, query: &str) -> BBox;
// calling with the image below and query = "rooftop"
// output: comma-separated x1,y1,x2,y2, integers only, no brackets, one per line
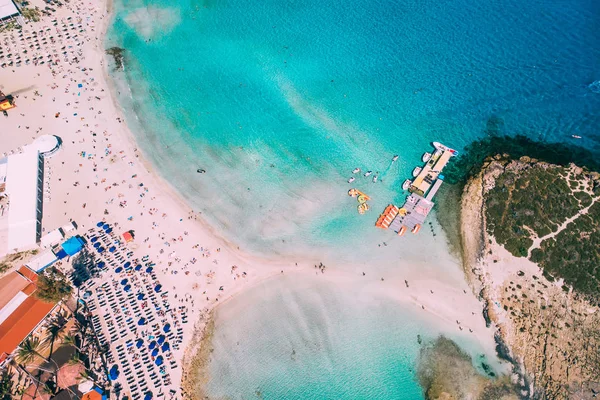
0,268,56,362
0,294,55,361
0,0,19,21
6,150,42,251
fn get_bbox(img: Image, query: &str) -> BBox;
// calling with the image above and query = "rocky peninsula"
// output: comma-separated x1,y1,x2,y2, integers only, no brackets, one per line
460,155,600,399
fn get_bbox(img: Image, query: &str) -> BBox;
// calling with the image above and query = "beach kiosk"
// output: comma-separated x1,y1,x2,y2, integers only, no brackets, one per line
122,231,134,243
0,92,15,111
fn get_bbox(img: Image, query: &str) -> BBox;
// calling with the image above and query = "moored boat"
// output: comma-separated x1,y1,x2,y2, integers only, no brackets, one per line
402,179,411,190
352,167,360,173
364,170,373,177
432,141,459,156
392,155,399,162
372,175,378,183
422,152,432,162
348,177,355,183
412,167,422,177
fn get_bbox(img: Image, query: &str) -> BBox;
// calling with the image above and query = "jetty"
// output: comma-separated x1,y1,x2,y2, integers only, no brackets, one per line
376,142,457,235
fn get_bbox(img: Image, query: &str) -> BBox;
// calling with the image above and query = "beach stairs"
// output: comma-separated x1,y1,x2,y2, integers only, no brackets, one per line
375,204,399,229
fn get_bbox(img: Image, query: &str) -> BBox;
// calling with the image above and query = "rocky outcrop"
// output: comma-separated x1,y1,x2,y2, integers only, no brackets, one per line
417,336,520,400
460,157,600,400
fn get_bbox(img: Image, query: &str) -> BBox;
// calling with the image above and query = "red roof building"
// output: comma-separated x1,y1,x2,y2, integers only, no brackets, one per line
0,268,57,363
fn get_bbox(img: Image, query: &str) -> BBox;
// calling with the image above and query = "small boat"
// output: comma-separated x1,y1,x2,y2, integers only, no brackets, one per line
572,135,582,139
392,155,399,162
372,175,378,183
422,152,432,162
402,179,411,190
348,177,355,183
352,167,360,174
412,167,422,177
432,141,459,156
364,170,373,177
196,169,206,174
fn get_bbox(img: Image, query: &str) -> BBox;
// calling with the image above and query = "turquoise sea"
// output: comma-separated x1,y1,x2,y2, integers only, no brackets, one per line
106,0,600,397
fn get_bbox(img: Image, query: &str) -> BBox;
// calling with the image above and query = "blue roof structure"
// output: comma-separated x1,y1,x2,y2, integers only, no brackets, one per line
55,249,68,259
61,236,85,256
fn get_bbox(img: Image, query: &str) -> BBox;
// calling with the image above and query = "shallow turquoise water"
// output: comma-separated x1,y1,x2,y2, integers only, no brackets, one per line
207,275,429,399
106,0,599,397
107,0,599,260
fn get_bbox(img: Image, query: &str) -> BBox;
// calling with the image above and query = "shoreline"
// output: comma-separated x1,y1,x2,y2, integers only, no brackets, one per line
459,159,530,396
458,156,600,398
2,3,515,399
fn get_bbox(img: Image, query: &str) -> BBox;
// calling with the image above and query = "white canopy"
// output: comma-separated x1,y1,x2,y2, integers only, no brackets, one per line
26,250,57,272
6,150,41,251
40,228,65,248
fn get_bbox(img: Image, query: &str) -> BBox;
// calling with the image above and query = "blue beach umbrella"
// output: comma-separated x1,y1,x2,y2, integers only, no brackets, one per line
135,264,142,271
106,228,113,234
161,342,169,352
151,348,159,357
157,335,165,345
102,223,110,230
109,246,116,253
149,341,157,350
97,261,105,268
124,261,131,268
154,284,162,293
109,365,119,380
115,267,123,273
138,318,146,326
144,393,152,400
124,285,131,292
145,266,153,273
155,356,163,366
93,242,101,248
96,222,103,227
90,237,97,243
163,324,171,333
136,339,143,348
137,293,145,300
98,247,105,253
120,279,128,285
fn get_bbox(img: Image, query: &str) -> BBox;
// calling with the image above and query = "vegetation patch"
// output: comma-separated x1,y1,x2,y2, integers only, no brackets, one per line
484,161,600,299
35,267,73,303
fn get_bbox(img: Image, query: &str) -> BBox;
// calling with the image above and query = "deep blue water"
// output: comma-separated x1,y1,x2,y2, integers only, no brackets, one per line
106,0,600,397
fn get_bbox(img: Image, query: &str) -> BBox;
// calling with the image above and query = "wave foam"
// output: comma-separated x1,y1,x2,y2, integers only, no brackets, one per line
124,6,181,40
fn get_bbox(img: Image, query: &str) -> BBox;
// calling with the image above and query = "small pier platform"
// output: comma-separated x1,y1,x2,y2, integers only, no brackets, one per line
375,142,457,235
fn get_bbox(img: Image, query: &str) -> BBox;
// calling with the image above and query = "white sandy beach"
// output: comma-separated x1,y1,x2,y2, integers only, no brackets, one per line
0,0,507,397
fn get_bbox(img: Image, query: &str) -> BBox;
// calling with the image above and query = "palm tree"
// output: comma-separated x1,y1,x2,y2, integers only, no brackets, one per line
42,313,69,362
62,334,81,353
70,316,90,349
16,336,58,371
0,369,14,400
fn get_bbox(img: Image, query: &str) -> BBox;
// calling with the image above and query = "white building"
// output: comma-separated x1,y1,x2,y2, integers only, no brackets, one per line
0,0,19,22
4,135,60,252
5,150,42,251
